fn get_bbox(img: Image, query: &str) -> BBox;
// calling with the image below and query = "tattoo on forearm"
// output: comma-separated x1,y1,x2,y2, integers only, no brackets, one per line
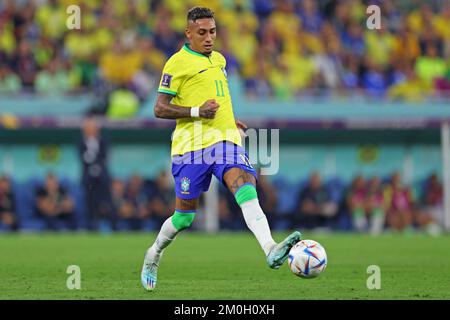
155,103,191,119
154,93,192,119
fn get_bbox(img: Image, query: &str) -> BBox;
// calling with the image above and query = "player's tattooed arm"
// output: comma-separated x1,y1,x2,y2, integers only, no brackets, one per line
154,93,191,119
154,94,220,119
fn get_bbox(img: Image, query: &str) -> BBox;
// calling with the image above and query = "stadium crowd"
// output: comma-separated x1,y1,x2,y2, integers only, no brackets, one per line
0,169,444,235
0,0,449,109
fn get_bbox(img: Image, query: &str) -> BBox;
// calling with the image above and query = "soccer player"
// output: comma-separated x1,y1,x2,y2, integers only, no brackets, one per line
141,7,302,291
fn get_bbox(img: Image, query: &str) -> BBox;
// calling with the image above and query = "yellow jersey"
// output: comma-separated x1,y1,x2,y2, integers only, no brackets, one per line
158,43,241,156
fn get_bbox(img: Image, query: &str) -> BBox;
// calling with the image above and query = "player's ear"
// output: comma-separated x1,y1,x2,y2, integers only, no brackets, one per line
185,27,191,40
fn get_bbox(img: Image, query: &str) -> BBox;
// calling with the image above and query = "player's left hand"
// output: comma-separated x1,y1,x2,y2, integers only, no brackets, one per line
236,119,247,130
236,119,247,138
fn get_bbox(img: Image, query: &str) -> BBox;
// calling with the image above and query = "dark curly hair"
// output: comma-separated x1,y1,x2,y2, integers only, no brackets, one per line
187,7,214,22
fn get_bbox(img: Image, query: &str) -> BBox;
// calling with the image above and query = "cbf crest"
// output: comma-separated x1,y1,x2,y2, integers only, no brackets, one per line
181,177,190,193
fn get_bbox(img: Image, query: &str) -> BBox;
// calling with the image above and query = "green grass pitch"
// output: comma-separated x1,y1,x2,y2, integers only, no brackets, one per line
1,231,450,300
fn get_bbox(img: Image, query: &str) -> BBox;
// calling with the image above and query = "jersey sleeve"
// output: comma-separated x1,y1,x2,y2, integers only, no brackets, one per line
157,56,185,96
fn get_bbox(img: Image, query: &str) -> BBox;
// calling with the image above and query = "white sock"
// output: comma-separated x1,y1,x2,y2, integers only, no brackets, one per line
146,217,179,264
370,215,384,235
353,216,367,232
240,198,276,255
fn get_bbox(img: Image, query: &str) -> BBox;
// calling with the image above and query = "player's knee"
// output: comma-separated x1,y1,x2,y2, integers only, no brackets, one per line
171,211,196,231
234,183,258,206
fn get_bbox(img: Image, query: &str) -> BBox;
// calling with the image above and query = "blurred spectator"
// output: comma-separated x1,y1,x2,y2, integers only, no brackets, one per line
148,171,175,227
392,24,421,66
414,44,447,88
340,55,360,91
244,52,272,97
99,40,141,86
294,172,338,230
418,173,443,235
346,175,386,235
35,0,66,41
35,173,75,230
111,178,127,220
382,0,403,32
346,175,367,232
11,40,38,89
253,0,273,19
35,58,72,96
230,21,260,81
131,37,166,100
422,173,443,222
112,176,148,230
126,175,149,227
341,20,365,57
77,117,114,231
432,3,450,44
0,175,18,231
153,14,183,57
362,58,387,98
268,0,299,44
388,64,429,102
0,18,16,57
383,172,414,232
389,61,408,87
365,176,387,235
64,28,98,87
364,23,397,69
298,0,323,34
106,87,140,119
0,64,21,94
314,38,341,90
0,0,449,100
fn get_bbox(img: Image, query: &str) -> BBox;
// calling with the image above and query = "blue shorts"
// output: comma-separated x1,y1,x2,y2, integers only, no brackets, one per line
172,141,257,199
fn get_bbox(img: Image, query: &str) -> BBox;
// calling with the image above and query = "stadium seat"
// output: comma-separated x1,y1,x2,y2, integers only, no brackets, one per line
271,177,304,230
326,177,347,203
273,177,304,214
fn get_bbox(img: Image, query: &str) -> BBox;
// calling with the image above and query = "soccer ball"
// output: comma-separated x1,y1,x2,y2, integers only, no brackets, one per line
288,240,327,279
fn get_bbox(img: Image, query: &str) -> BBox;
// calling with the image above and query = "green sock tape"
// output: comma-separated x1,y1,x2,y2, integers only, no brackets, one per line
171,210,196,231
235,184,258,206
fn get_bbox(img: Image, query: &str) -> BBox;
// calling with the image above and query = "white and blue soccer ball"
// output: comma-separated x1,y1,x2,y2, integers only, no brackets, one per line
288,240,327,279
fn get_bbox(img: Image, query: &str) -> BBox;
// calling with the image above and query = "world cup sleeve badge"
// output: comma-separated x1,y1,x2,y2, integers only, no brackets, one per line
161,73,172,87
181,177,191,194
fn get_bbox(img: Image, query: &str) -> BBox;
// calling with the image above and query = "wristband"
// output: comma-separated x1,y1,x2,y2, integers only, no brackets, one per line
190,107,200,118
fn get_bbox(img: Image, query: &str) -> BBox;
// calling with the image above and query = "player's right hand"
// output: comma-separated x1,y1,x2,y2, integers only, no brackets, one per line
199,99,220,119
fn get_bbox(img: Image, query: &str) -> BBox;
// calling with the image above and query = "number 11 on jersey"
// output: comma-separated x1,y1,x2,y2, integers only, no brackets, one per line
215,80,225,97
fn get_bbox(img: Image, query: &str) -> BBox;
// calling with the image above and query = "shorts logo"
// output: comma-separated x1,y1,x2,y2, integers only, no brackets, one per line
181,177,190,193
161,73,172,88
239,154,253,169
